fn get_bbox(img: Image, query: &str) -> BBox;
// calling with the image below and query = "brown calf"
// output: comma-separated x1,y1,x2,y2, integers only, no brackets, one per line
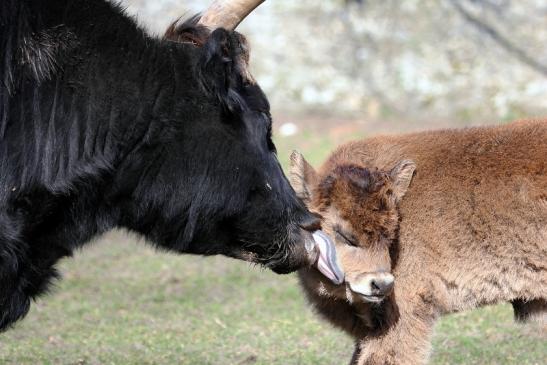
292,120,547,364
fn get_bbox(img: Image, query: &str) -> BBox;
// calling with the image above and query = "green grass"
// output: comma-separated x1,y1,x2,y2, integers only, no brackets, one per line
0,235,350,365
1,236,544,365
1,129,545,364
432,305,545,365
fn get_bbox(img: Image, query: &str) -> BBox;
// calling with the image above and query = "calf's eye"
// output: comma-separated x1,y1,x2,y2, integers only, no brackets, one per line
334,227,359,247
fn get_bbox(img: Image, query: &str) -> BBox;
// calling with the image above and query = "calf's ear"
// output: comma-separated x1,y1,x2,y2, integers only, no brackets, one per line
289,151,318,205
390,159,416,202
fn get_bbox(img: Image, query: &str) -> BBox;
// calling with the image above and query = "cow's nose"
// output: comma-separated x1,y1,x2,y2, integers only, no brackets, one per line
370,275,394,296
298,213,321,232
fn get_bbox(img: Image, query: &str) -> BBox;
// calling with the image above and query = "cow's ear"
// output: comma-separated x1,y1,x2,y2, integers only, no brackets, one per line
390,159,416,202
289,151,318,205
196,28,251,113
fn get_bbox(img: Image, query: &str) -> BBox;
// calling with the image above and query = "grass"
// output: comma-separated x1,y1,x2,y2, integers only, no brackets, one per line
1,127,545,364
0,235,350,365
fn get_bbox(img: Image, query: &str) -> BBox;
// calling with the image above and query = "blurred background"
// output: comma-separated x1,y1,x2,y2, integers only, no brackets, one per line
1,1,545,364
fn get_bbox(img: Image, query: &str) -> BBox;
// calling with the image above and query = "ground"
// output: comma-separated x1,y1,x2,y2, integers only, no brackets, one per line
0,117,545,364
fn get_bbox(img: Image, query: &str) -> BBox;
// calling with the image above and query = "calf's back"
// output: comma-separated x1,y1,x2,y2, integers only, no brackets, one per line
325,119,546,312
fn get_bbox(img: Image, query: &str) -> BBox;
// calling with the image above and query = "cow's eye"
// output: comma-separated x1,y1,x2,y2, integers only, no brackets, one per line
334,227,359,247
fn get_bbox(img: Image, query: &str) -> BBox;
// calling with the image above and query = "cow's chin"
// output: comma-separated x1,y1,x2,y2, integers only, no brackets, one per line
229,231,319,274
227,248,301,273
230,249,259,263
267,259,306,274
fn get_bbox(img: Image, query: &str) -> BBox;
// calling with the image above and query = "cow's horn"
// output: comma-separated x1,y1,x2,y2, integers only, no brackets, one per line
198,0,265,30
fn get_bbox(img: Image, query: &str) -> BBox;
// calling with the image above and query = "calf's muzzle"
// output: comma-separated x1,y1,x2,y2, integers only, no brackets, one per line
348,272,395,303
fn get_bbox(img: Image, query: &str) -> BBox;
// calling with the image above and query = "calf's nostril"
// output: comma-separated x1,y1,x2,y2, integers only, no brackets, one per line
371,277,394,295
371,279,381,292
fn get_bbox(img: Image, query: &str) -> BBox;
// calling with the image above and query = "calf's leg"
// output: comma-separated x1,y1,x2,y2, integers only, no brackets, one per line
349,342,361,365
353,296,437,365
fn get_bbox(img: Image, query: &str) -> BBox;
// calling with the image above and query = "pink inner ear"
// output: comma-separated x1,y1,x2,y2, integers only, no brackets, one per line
390,160,416,199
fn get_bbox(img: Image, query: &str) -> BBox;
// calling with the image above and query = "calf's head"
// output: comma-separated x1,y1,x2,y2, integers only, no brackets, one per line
290,152,415,303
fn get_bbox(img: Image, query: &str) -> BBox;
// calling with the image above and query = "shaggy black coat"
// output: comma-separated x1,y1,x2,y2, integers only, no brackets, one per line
0,0,317,331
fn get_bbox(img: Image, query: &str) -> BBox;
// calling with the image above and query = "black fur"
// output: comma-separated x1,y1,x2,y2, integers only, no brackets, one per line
0,0,317,331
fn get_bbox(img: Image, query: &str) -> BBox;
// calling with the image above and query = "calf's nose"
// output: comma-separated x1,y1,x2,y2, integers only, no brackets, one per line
370,275,394,296
349,272,395,300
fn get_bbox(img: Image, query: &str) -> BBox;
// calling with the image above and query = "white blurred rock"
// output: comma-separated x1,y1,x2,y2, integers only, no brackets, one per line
279,122,298,137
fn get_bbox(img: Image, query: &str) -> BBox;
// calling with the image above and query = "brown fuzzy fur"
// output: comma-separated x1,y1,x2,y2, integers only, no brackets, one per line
291,119,547,365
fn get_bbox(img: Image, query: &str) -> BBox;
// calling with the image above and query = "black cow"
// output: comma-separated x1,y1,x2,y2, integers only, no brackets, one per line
0,0,321,331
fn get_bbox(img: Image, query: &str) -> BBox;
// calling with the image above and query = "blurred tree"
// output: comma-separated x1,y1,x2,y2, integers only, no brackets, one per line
447,0,547,76
255,0,547,119
124,0,547,120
